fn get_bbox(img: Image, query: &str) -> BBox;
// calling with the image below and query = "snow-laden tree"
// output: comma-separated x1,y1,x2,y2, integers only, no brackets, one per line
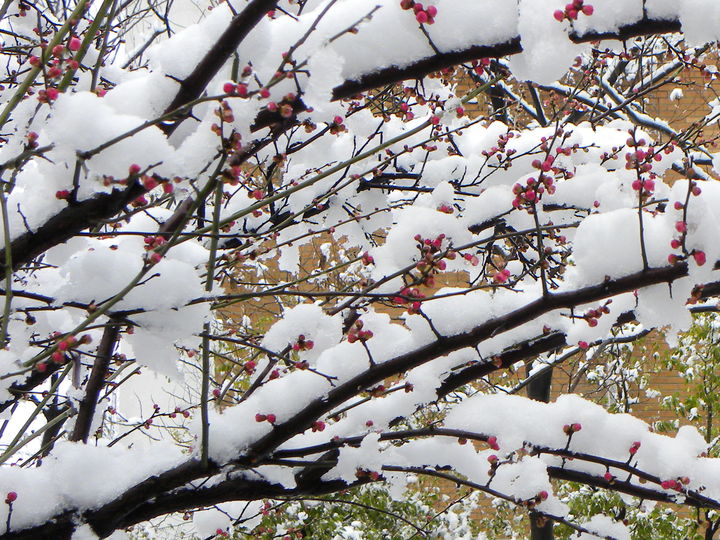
0,0,719,538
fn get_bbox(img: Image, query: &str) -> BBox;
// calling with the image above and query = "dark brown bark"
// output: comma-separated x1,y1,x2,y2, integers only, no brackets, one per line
69,323,121,443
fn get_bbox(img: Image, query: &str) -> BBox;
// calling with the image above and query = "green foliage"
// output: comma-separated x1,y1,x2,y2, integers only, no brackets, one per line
227,483,483,539
657,314,720,452
553,483,702,539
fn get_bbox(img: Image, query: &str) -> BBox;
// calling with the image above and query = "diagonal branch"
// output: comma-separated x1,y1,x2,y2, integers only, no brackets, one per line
69,321,121,443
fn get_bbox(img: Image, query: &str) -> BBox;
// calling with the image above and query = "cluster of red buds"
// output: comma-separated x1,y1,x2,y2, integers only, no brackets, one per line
311,420,326,432
143,235,167,264
347,320,373,343
293,360,309,370
30,37,82,102
221,65,254,96
524,490,549,509
668,182,705,266
255,413,277,424
5,491,17,504
393,286,426,314
629,440,641,455
626,146,662,171
661,477,690,490
40,333,91,371
531,156,556,173
630,175,656,197
493,268,511,284
355,468,381,481
463,252,479,266
511,175,553,209
553,0,594,21
26,131,39,149
412,233,451,284
361,251,374,265
260,501,273,516
169,406,191,419
583,300,611,327
223,81,249,98
217,100,235,122
471,58,491,76
267,93,299,120
437,203,454,214
481,131,516,159
510,155,559,209
292,334,314,352
398,101,415,121
222,165,245,186
563,423,582,435
487,435,500,450
400,0,437,24
329,115,346,135
140,175,173,195
243,360,256,374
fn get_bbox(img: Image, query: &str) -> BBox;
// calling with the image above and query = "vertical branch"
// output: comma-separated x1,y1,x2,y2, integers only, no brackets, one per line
69,321,121,443
200,182,224,469
0,188,13,346
638,188,649,272
526,359,554,539
200,325,211,469
532,202,549,296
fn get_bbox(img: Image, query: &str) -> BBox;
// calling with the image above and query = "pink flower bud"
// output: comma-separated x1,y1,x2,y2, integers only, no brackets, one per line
68,37,81,51
693,250,706,266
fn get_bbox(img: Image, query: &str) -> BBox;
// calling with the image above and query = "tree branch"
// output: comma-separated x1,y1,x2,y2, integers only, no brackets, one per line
69,321,121,443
